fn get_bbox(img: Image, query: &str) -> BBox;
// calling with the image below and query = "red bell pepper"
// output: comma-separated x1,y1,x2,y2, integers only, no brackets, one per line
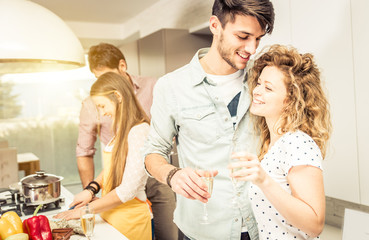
22,205,52,240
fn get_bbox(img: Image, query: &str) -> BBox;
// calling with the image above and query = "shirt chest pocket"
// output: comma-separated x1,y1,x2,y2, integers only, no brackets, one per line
179,107,221,144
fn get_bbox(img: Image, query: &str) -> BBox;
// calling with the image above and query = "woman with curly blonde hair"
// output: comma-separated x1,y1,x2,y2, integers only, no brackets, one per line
229,44,332,239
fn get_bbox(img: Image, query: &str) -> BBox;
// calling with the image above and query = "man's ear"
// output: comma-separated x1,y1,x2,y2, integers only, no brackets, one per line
209,15,222,36
117,59,127,74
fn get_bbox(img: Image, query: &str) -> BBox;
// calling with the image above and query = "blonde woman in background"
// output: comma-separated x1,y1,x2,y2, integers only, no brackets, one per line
55,72,152,240
229,44,332,239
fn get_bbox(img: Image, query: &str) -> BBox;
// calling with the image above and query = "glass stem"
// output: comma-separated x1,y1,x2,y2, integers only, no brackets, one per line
203,203,208,220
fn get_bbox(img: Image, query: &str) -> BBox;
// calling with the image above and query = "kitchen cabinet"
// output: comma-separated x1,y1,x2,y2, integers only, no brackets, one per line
352,0,369,206
137,28,212,78
290,0,359,204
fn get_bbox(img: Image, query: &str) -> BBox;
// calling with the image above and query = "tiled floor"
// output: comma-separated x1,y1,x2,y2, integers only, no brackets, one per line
321,225,342,240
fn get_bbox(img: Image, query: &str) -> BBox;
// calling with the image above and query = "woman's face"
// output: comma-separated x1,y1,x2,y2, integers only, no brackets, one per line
92,95,116,119
250,66,288,124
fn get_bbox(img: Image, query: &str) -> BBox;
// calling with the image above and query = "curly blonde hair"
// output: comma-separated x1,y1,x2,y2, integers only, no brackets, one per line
248,44,332,159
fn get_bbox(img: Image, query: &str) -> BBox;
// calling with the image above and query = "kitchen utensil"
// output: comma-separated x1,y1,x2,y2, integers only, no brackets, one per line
20,170,63,205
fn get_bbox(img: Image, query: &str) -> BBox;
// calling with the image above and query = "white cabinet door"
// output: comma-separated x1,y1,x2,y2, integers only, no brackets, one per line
351,0,369,206
288,0,360,203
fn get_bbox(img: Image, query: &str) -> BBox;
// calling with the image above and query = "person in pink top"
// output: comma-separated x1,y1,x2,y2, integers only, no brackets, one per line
76,43,178,240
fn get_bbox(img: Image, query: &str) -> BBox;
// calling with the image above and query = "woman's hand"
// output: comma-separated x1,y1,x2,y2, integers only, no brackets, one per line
68,190,93,209
228,152,269,186
53,208,80,220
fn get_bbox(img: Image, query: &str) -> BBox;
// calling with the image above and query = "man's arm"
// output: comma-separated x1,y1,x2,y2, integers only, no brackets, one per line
144,77,214,202
76,97,99,188
77,156,95,188
145,153,175,184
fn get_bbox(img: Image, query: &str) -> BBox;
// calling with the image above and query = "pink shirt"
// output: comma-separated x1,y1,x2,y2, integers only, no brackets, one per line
76,74,157,157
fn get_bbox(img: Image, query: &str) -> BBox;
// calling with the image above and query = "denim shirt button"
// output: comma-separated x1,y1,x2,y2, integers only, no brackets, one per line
235,218,238,222
246,217,250,222
225,117,229,121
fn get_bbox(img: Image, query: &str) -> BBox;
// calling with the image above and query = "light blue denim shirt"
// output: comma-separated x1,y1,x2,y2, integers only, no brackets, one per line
144,48,259,240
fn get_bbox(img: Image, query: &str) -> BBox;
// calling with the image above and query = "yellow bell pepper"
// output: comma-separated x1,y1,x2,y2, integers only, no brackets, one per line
0,211,23,240
4,233,28,240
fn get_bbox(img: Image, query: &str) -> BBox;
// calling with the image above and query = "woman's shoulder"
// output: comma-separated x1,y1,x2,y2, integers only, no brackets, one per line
282,131,317,147
279,130,323,165
128,122,150,138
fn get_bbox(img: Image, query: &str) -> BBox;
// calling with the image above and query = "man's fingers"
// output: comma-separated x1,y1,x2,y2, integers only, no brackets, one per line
172,168,210,202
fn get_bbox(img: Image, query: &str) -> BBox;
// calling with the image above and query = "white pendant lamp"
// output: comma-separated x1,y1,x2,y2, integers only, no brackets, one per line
0,0,85,74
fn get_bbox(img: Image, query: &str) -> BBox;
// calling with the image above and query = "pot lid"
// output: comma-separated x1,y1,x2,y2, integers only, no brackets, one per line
20,170,63,187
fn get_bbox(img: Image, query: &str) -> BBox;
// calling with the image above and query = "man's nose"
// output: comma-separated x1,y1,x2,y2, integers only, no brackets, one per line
244,40,258,56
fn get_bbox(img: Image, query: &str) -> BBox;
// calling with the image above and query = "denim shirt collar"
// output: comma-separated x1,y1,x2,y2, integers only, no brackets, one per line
189,48,209,86
190,48,249,87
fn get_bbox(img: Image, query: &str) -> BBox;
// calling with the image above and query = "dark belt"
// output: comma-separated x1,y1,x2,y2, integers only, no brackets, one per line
241,232,250,240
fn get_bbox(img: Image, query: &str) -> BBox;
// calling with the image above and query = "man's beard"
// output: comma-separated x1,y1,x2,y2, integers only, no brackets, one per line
217,31,239,70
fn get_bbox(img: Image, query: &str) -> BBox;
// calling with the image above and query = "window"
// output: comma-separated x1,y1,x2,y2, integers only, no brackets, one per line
0,59,102,185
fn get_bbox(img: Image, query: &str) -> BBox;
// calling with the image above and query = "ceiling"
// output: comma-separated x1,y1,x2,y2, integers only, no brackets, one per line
28,0,211,51
28,0,162,50
29,0,160,24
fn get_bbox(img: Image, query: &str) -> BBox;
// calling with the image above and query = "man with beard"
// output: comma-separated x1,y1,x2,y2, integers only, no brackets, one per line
144,0,275,239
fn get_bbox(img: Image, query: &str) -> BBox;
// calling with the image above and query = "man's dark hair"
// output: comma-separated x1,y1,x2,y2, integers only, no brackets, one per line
88,43,127,72
212,0,275,34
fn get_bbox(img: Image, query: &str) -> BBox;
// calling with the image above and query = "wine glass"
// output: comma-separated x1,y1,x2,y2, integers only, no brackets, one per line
198,169,214,225
229,143,249,209
80,204,95,239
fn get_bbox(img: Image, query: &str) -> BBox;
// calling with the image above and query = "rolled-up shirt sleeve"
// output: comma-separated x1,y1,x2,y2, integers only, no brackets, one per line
76,97,98,157
143,76,178,163
115,123,150,203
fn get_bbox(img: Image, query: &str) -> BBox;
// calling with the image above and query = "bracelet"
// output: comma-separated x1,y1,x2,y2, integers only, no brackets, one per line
84,181,100,195
84,185,98,196
88,181,101,193
166,167,182,188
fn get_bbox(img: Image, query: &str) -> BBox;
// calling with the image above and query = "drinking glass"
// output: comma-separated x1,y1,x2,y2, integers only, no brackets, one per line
80,204,95,239
198,169,214,225
229,143,249,208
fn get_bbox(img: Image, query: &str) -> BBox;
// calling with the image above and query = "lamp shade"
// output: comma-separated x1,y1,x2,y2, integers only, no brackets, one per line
0,0,85,74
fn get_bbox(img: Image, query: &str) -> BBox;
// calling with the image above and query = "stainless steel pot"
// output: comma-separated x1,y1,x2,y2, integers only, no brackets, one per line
20,170,63,205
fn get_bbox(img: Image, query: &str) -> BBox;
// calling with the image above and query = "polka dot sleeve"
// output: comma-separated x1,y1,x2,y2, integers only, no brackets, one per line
283,131,323,173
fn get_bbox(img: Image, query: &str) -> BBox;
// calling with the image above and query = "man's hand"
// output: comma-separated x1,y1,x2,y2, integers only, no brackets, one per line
170,168,218,203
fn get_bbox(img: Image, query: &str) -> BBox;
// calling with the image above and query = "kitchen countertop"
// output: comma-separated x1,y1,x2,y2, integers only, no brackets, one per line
50,186,129,240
